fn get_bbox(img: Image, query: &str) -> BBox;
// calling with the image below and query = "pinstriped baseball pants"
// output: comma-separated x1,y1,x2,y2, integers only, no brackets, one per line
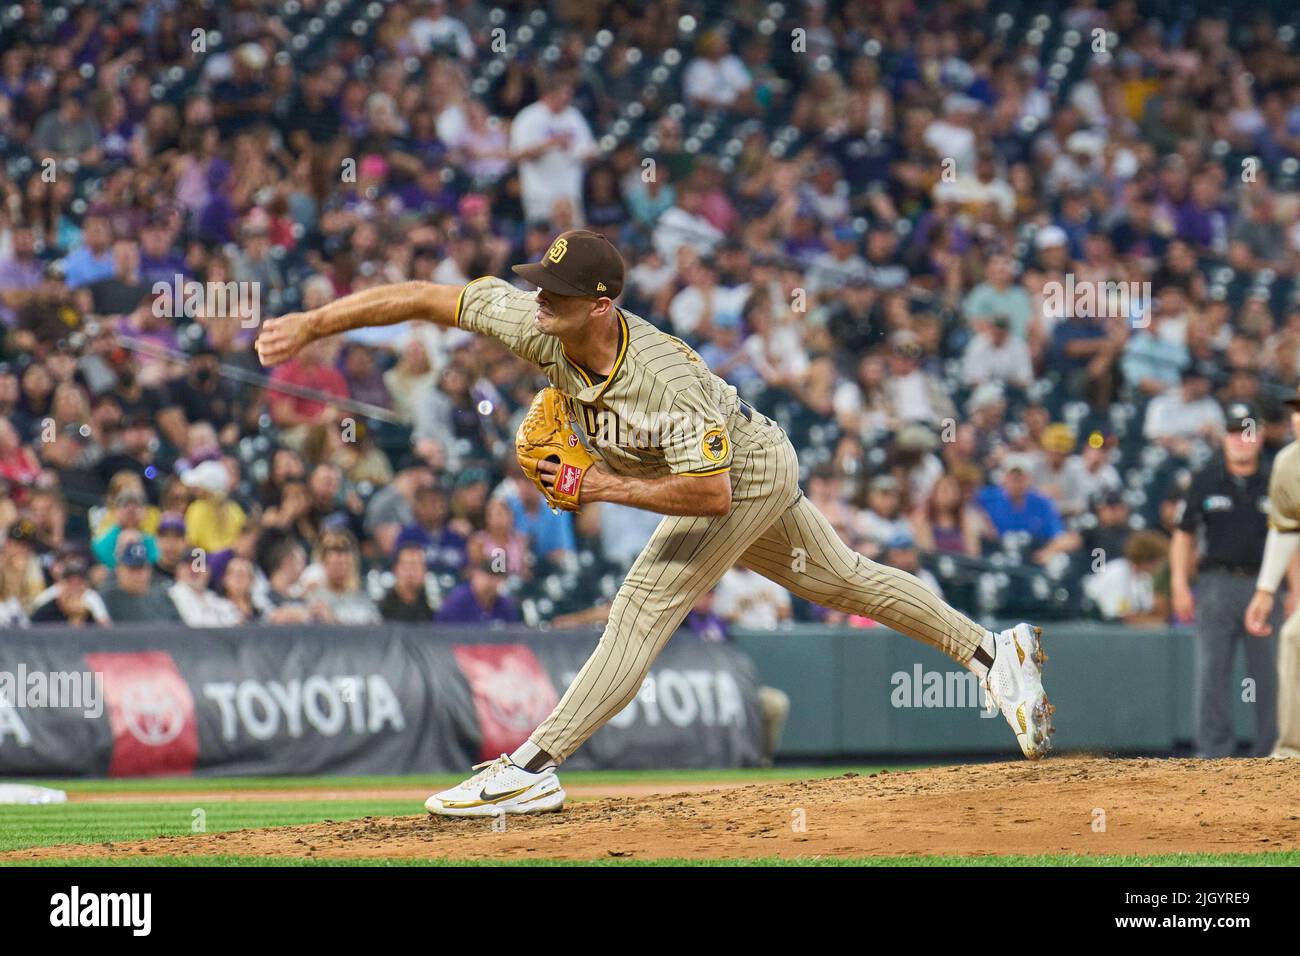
529,436,990,762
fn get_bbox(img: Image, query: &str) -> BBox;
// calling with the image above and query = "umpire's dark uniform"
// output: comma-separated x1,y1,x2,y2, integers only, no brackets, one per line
1177,408,1280,757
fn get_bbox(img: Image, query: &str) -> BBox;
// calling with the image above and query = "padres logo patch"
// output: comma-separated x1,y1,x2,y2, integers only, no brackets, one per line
547,238,568,263
701,427,729,463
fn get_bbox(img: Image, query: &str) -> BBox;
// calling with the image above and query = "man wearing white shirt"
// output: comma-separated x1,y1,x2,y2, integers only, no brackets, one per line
509,78,595,224
652,186,725,263
682,31,752,109
1143,367,1227,458
713,566,792,630
962,315,1033,388
409,0,475,61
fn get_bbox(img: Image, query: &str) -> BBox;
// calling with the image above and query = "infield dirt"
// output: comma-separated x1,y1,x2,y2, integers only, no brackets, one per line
6,757,1299,862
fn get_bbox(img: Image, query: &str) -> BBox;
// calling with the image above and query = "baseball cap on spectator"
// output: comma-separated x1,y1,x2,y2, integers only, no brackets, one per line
1096,489,1126,508
967,382,1005,414
1223,402,1258,432
1035,225,1068,250
1001,453,1036,475
890,329,923,356
182,460,230,495
119,540,150,568
8,520,36,546
832,222,859,244
868,474,900,494
895,423,939,452
455,467,490,490
885,531,917,551
61,554,89,579
1041,424,1076,454
158,512,187,535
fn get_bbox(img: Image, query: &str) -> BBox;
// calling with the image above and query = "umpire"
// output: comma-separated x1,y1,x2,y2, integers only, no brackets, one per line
1170,402,1280,757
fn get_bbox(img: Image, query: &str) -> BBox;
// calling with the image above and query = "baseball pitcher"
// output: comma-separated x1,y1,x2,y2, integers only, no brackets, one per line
256,230,1054,815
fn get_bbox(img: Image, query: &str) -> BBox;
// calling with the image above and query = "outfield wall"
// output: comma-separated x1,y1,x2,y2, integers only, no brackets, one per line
0,625,764,776
735,623,1268,758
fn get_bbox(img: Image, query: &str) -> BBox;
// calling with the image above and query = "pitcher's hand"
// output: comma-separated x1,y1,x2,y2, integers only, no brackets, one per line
255,311,314,367
1245,590,1276,637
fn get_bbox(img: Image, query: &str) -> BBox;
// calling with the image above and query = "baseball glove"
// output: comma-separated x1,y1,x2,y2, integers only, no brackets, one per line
515,387,596,511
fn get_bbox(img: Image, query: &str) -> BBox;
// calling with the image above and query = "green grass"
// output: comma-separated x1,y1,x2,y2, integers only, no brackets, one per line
10,765,910,795
4,852,1299,867
0,800,421,853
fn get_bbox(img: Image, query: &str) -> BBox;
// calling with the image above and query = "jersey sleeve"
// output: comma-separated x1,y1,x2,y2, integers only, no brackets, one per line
662,383,733,476
454,277,560,367
1269,452,1300,532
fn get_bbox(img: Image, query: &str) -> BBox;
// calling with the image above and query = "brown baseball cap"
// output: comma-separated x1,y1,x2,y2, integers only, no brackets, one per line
512,229,624,299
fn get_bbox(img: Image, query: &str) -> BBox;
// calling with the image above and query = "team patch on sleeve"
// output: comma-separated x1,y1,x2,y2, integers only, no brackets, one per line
701,427,729,464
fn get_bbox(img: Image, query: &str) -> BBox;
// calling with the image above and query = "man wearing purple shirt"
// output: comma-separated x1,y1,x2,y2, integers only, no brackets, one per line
436,561,518,624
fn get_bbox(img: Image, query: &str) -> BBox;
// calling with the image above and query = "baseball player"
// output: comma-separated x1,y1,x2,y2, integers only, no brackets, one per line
1244,390,1300,759
256,230,1053,816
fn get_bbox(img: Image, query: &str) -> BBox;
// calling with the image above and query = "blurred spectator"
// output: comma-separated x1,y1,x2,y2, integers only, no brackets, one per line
1085,530,1171,625
379,542,437,623
1143,366,1226,458
102,539,182,623
437,561,518,624
961,314,1033,388
977,455,1081,565
92,488,159,569
29,555,106,626
169,556,243,627
304,529,381,625
182,460,246,554
713,566,792,629
912,474,982,557
509,76,594,224
154,512,190,581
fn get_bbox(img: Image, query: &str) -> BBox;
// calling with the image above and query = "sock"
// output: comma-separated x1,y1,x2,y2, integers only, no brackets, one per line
510,740,557,773
967,630,997,682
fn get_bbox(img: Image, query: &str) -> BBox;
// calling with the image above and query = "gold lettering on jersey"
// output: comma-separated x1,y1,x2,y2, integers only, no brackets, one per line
576,404,692,451
547,238,569,263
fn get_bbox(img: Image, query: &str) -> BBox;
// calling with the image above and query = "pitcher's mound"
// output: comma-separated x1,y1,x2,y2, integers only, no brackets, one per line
8,757,1300,862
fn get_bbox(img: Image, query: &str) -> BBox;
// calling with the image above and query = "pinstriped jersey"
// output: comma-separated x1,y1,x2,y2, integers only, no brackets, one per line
455,277,786,479
1267,441,1300,532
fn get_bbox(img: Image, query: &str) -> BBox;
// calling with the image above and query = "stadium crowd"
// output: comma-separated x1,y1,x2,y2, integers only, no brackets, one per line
3,0,1300,631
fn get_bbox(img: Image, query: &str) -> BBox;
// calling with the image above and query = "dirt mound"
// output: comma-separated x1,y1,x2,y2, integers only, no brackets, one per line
8,757,1300,862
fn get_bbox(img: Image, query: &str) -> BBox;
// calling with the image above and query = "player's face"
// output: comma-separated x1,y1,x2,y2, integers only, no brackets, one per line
533,289,601,336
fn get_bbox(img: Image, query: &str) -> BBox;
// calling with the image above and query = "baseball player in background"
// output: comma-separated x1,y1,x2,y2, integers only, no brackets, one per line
1245,390,1300,759
256,230,1054,816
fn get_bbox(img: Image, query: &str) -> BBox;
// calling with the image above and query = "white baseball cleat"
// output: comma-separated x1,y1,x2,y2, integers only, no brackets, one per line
425,754,566,817
983,623,1054,760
